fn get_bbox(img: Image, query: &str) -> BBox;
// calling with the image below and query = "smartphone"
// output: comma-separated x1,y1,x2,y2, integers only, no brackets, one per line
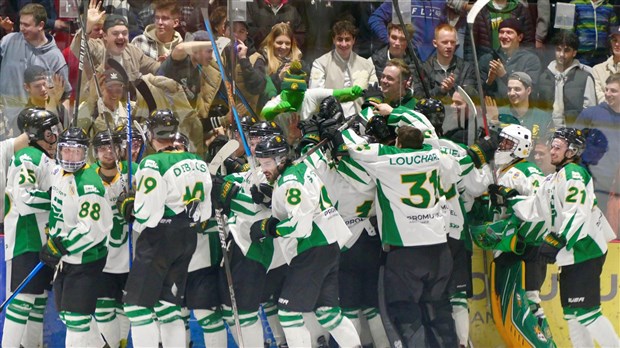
491,50,502,62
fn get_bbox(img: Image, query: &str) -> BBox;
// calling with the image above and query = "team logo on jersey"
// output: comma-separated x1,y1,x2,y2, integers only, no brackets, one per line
18,153,33,163
84,185,99,194
144,159,159,170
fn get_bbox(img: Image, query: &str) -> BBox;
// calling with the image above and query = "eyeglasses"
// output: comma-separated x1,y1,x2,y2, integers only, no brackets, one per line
154,15,173,23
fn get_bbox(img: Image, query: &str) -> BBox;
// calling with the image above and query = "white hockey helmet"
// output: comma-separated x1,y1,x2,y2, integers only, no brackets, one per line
495,124,532,165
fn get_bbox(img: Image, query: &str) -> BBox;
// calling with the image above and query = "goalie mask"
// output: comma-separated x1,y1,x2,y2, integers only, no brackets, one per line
495,124,532,166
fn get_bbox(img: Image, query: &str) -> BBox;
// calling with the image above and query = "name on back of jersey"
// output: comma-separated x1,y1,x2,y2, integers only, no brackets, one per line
389,153,439,166
173,161,207,176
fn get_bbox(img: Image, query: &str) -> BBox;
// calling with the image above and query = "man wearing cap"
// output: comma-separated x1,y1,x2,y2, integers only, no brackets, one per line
479,18,541,105
592,25,620,103
77,68,131,138
71,0,160,83
487,72,553,143
0,3,71,135
23,65,68,124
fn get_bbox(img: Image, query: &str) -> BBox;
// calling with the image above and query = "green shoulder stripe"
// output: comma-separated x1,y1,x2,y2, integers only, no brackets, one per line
563,163,591,185
75,165,106,197
278,163,307,186
13,147,45,167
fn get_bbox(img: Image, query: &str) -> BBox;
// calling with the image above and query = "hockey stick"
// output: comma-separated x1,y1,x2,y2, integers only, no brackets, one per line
456,86,478,146
392,0,431,99
214,209,245,347
71,0,87,126
106,58,157,115
0,262,45,312
377,264,405,347
293,115,357,165
208,139,240,175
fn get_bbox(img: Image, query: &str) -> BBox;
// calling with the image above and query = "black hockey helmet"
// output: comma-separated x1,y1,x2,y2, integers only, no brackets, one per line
552,127,585,157
254,135,290,159
57,127,89,172
365,116,396,144
17,108,61,142
173,132,191,151
249,120,283,138
92,130,123,149
230,115,257,133
415,98,445,130
146,109,179,140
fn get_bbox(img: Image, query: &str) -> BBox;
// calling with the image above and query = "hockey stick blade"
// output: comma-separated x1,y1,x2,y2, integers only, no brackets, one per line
209,140,240,175
467,0,491,24
107,58,157,114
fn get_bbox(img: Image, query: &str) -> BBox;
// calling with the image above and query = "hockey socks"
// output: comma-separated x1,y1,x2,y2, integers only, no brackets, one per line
95,297,120,348
2,294,36,348
124,304,160,347
154,301,185,348
279,309,312,347
60,311,105,348
342,308,362,334
450,291,470,347
565,306,620,348
362,307,389,348
316,306,362,347
194,308,227,347
263,301,287,346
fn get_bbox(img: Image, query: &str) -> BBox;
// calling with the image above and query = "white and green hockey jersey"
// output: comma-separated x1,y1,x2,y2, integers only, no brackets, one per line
304,146,377,250
4,146,56,260
48,164,113,264
1,137,16,225
133,150,212,232
271,162,352,264
91,161,137,273
225,169,287,271
347,140,461,247
496,159,547,246
357,106,440,148
188,218,222,272
510,163,615,266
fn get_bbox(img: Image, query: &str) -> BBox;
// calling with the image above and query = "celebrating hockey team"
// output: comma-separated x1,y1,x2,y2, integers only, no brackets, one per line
1,0,620,347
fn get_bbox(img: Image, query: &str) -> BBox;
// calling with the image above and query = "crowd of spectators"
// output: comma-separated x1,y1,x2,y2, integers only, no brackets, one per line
0,0,619,233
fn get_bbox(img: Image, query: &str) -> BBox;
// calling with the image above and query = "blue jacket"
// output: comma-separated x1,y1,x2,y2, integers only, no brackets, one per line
368,0,447,62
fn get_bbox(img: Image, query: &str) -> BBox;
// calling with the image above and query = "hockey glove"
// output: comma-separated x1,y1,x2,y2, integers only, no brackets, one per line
39,237,68,268
361,83,383,109
467,134,499,168
249,217,280,243
333,85,363,103
224,157,249,174
537,233,566,264
250,183,274,208
317,96,344,123
207,135,230,163
298,117,320,136
211,175,240,215
116,189,136,223
488,184,519,207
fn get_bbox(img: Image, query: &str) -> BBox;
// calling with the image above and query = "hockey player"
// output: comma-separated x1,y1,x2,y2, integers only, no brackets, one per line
476,124,555,347
90,130,137,348
40,127,113,347
2,109,60,348
344,124,461,347
251,135,361,347
119,109,212,347
492,127,620,347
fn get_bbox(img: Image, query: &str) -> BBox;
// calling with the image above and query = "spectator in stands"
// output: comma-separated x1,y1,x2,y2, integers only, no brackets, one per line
62,14,105,105
487,72,553,142
247,0,305,51
575,73,620,213
0,3,71,134
479,18,541,105
23,65,67,125
592,26,620,103
309,20,378,116
368,0,447,62
532,141,555,175
372,58,417,113
537,30,596,127
101,0,145,39
233,21,268,115
76,68,129,137
470,0,535,59
369,23,422,85
412,23,476,104
572,0,618,67
254,22,308,94
71,0,160,83
131,1,183,62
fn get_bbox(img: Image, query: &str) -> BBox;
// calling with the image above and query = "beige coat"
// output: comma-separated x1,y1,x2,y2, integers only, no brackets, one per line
592,56,620,103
